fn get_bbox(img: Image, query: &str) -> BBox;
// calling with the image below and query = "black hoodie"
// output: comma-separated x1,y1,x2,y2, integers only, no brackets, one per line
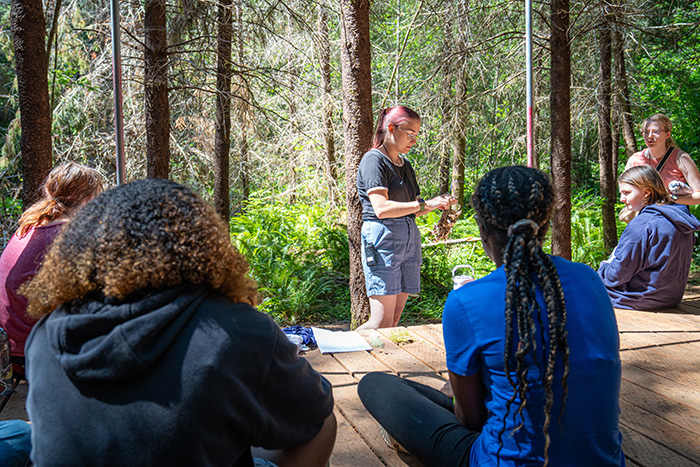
25,284,333,466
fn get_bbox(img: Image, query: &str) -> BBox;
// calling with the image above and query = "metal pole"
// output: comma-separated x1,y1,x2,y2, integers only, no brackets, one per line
110,0,126,185
395,0,399,105
525,0,534,167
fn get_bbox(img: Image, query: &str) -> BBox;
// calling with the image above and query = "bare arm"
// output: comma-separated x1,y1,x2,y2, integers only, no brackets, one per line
673,151,700,205
369,189,455,219
449,370,487,431
251,412,337,467
624,150,645,171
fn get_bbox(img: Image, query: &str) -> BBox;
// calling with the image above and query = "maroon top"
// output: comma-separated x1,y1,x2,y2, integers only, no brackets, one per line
0,222,64,360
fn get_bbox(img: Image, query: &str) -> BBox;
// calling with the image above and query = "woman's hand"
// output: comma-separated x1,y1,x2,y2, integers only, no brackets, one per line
370,191,457,218
425,194,457,211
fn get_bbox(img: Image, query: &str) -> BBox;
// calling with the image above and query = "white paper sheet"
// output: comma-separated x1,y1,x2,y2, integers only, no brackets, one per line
312,326,372,354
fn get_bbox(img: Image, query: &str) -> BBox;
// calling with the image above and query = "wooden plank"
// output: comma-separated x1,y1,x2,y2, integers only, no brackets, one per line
305,350,416,467
331,408,385,467
620,398,700,465
357,329,446,390
620,424,699,467
621,362,700,413
376,327,448,375
0,380,28,421
331,348,394,380
408,324,445,350
618,330,700,388
620,379,700,438
616,307,700,332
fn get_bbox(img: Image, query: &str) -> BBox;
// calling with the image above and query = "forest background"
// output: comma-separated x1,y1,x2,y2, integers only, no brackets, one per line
1,0,699,326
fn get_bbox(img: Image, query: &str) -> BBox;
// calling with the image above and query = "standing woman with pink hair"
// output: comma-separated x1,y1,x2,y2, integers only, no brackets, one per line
356,106,455,330
0,162,102,375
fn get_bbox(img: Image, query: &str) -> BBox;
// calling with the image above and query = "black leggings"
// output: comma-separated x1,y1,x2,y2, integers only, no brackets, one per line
357,372,479,467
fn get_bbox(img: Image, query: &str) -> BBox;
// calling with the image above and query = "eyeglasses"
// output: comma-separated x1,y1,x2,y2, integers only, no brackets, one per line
643,129,666,137
397,126,418,141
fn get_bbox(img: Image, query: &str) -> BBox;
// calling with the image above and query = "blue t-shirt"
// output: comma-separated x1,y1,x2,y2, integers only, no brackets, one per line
444,256,625,466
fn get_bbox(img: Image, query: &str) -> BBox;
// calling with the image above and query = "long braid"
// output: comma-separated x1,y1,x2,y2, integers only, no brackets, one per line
472,166,570,467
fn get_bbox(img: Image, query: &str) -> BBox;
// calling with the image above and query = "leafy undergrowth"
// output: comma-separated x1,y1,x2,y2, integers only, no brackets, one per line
232,195,700,328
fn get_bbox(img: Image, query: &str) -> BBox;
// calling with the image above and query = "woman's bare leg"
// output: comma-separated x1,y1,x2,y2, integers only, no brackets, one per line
391,293,409,326
356,293,408,330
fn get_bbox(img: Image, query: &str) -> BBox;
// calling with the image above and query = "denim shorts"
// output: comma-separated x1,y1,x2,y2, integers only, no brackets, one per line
361,218,422,296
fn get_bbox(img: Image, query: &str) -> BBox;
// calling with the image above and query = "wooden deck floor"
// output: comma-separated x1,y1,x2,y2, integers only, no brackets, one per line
2,302,699,466
308,304,700,467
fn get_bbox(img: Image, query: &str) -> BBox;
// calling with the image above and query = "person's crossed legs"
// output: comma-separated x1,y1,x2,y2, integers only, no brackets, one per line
358,372,478,467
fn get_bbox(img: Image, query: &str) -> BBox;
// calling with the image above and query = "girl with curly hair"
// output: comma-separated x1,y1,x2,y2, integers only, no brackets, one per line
358,166,624,466
21,179,336,467
0,161,102,375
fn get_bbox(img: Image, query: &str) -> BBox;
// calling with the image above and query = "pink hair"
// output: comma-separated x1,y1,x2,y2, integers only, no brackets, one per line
370,105,421,149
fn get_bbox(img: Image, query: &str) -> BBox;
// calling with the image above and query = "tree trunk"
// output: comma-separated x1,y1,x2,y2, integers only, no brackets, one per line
235,1,250,203
438,4,453,196
451,0,468,208
317,3,338,206
340,0,372,328
613,18,637,160
11,0,52,207
598,4,618,252
611,100,620,177
214,0,233,221
550,0,572,259
144,0,170,179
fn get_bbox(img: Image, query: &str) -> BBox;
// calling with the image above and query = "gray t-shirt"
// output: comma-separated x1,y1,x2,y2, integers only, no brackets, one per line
356,149,421,221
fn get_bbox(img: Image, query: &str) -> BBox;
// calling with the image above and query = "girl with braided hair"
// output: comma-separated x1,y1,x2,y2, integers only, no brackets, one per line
0,161,102,375
358,166,624,466
599,165,699,310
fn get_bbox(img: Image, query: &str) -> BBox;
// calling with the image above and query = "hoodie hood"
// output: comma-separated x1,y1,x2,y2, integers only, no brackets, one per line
43,283,208,381
639,203,700,234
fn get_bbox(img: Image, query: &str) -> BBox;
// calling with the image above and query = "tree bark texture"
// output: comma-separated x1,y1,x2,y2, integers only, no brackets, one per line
286,13,299,205
214,0,233,221
11,0,52,207
438,5,453,196
144,0,170,179
613,22,637,160
611,99,620,177
452,1,468,208
340,0,372,328
598,7,618,253
317,3,338,206
234,1,250,202
550,0,572,259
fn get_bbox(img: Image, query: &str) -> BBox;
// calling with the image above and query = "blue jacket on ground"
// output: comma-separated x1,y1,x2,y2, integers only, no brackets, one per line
598,203,700,310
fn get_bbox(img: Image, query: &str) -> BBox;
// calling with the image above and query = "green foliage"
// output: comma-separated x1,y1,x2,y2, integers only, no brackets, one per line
229,192,632,325
570,191,615,266
230,198,349,325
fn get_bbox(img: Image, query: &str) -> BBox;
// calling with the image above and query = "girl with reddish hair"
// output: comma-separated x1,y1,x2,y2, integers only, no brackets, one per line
356,106,455,330
0,161,102,374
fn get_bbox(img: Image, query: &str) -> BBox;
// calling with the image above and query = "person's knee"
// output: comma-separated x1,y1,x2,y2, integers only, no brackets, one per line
358,372,395,403
0,420,32,467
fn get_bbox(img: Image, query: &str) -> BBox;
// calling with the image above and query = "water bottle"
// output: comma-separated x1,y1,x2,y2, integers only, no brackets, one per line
0,327,14,396
452,265,475,290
